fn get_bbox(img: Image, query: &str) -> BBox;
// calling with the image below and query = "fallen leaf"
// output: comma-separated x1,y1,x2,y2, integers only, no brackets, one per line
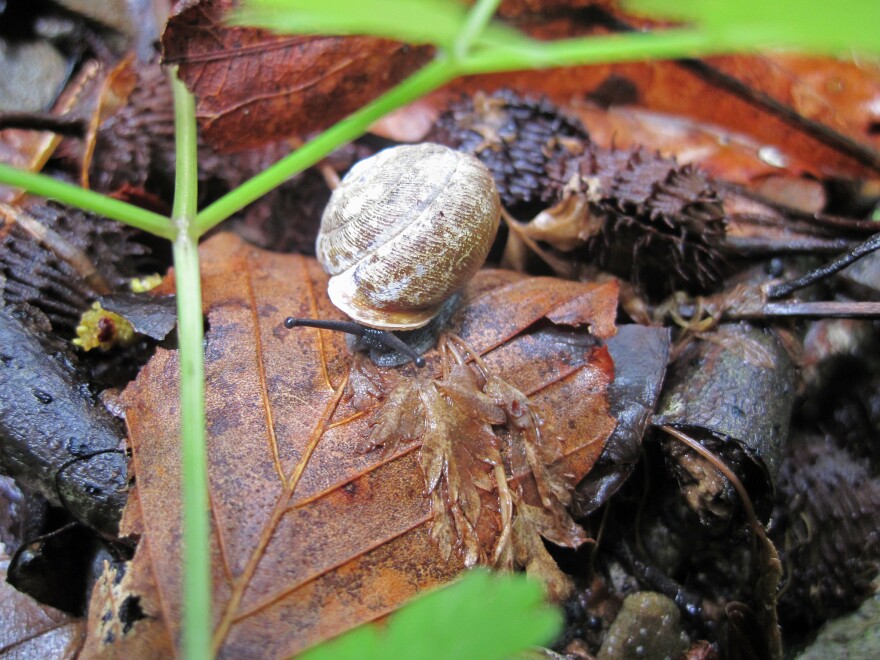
575,324,671,515
114,232,617,656
0,556,84,658
162,0,432,151
80,488,174,657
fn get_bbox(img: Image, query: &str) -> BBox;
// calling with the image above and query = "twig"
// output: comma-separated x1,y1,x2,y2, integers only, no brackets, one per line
0,112,87,137
767,232,880,299
752,301,880,319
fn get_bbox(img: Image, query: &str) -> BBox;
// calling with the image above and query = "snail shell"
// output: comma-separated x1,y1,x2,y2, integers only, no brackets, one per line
316,143,501,330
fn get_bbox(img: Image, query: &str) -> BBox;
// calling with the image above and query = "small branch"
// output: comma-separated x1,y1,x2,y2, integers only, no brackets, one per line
0,112,87,137
767,232,880,299
721,236,853,255
751,301,880,319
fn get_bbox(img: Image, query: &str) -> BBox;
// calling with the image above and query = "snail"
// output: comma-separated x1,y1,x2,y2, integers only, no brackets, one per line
285,143,501,366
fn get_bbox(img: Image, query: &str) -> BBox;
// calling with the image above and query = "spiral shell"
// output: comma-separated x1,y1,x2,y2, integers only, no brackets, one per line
317,143,501,330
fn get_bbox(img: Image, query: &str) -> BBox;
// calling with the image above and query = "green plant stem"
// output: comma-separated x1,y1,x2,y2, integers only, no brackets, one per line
461,28,717,73
454,0,503,61
170,69,211,660
0,163,174,239
193,57,457,234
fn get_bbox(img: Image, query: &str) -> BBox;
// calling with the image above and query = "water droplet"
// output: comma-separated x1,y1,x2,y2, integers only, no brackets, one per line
32,389,53,404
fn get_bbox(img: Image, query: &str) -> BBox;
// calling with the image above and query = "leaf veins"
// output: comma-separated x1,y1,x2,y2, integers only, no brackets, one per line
362,336,590,591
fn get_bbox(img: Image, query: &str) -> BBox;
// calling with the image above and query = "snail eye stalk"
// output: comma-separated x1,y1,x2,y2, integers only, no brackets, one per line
284,317,426,368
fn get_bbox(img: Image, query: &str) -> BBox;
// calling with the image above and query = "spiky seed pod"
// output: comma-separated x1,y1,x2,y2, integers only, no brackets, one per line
89,60,291,197
1,201,151,332
429,89,588,211
432,90,728,299
549,146,727,298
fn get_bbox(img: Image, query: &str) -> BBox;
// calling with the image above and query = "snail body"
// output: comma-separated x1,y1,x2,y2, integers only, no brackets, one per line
317,143,501,330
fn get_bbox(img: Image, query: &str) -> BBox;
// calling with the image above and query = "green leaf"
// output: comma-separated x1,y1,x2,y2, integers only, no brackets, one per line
627,0,880,55
232,0,522,51
299,569,562,660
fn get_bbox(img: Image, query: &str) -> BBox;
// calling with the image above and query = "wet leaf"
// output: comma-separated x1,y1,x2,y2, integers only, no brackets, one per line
162,0,432,151
81,497,173,657
0,556,84,658
98,292,177,341
575,324,671,515
115,232,617,656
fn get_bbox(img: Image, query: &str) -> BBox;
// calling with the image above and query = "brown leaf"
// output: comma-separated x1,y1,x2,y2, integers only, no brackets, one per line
114,232,617,656
0,557,84,658
162,0,432,151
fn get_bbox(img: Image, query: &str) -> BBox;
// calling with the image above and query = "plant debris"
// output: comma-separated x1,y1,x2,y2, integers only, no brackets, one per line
433,90,728,299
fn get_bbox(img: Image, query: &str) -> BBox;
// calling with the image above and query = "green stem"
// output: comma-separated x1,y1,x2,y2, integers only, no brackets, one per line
454,0,503,61
170,69,211,660
0,163,174,239
194,57,457,234
460,28,718,74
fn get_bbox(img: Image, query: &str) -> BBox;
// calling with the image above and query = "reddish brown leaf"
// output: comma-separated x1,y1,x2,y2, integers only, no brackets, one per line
112,232,617,656
0,557,84,658
162,0,432,151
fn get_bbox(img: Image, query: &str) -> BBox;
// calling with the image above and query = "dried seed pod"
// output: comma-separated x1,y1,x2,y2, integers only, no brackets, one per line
548,146,728,298
430,89,588,211
0,200,152,332
316,143,501,330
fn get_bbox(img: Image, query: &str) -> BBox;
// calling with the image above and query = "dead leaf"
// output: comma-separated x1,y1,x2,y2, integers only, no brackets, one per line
0,556,84,658
112,232,617,656
575,324,671,516
80,487,174,657
162,0,432,151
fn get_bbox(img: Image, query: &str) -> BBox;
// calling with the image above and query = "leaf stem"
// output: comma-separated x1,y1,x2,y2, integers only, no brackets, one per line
170,69,212,660
193,57,457,233
460,28,717,74
0,163,175,239
454,0,503,61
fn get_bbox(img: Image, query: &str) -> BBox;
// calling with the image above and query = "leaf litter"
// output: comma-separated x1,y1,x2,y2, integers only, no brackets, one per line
100,233,618,657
